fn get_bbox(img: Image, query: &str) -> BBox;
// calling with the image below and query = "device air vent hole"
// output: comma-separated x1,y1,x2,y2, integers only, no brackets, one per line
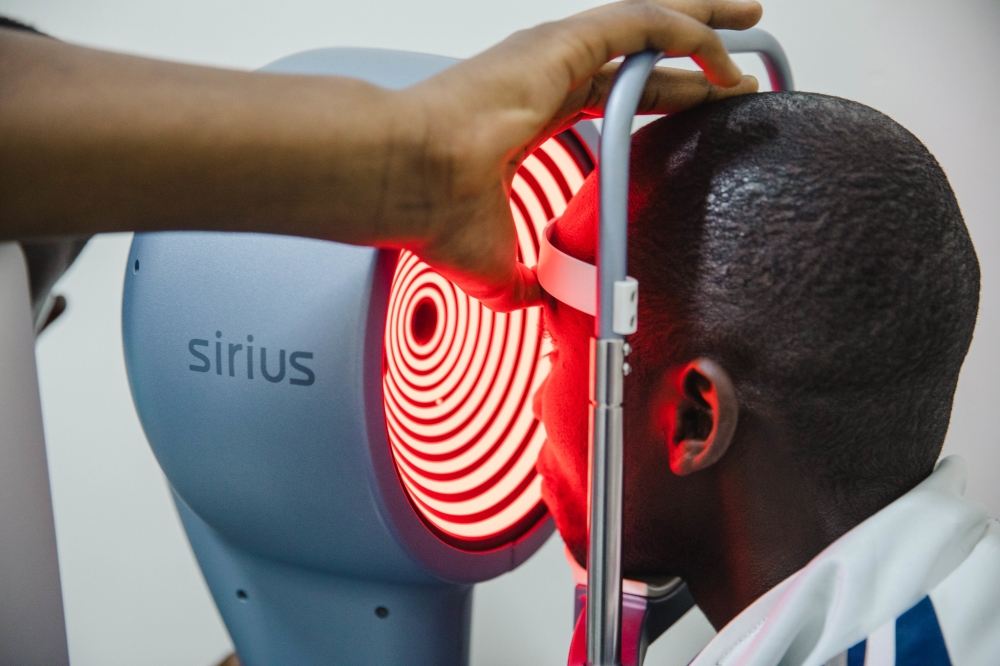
375,606,389,619
133,259,140,274
236,589,249,602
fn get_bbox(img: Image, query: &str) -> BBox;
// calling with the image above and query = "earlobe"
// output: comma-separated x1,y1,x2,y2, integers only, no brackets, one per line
667,359,739,476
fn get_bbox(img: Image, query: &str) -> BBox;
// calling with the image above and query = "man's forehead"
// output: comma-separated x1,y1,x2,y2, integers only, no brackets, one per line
550,172,598,264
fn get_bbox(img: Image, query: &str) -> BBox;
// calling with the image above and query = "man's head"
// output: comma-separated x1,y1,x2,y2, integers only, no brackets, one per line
535,92,980,584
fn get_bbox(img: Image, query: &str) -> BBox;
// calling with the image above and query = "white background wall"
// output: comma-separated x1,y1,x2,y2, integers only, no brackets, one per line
1,0,997,664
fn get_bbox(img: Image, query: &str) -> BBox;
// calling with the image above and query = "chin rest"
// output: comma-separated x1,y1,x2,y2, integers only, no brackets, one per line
568,579,696,666
565,548,695,666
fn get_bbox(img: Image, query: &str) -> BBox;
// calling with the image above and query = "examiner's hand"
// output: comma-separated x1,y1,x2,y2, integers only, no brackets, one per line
397,0,762,311
0,0,759,309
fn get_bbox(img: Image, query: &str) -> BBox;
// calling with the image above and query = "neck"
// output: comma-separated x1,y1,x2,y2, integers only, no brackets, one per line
681,433,867,629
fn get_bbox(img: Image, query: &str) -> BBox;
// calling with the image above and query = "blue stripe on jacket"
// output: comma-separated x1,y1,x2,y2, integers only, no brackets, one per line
847,639,866,666
842,595,950,666
896,596,951,666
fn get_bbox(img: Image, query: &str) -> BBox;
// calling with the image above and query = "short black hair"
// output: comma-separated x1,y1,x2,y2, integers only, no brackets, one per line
627,92,979,513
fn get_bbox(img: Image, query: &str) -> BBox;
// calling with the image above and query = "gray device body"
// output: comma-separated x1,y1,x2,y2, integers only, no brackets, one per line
122,50,555,666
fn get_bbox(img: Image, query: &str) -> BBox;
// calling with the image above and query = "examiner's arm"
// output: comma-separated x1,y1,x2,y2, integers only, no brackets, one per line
0,0,761,310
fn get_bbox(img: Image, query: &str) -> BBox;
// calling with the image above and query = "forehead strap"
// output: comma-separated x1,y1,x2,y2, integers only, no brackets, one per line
536,220,598,316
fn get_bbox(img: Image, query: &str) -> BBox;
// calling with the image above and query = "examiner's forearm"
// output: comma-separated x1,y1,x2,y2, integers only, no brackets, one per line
0,28,429,246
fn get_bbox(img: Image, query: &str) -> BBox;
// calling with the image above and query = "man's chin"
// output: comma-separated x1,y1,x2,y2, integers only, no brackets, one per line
540,476,588,564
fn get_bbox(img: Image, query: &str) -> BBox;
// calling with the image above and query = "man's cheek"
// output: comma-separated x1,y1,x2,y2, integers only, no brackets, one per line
543,391,588,480
543,357,583,430
540,471,588,556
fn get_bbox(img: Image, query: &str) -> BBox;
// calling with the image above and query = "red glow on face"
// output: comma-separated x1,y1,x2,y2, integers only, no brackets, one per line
383,132,592,549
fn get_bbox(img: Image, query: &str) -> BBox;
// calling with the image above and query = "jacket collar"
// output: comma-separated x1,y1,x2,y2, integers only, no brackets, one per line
691,456,988,666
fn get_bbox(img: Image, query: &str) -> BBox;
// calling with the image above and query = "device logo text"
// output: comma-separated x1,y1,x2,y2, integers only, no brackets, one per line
188,332,315,386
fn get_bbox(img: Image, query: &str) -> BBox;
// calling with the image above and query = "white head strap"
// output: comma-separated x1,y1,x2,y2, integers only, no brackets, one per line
537,220,638,332
536,220,597,316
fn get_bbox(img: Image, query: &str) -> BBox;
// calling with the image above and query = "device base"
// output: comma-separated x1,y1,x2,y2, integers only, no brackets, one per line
175,492,473,666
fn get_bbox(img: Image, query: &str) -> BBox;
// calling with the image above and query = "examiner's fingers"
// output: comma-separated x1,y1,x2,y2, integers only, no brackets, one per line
448,261,542,313
480,262,542,313
640,70,759,114
531,0,762,88
578,67,759,117
405,0,764,314
565,5,742,87
623,0,764,30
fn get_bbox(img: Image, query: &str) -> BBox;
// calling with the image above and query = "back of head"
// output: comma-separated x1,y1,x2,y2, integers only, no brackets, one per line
625,92,979,513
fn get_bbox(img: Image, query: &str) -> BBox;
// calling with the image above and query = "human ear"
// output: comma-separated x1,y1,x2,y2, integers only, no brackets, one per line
666,359,738,476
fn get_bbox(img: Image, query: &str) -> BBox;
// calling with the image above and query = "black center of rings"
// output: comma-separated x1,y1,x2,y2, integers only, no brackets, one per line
410,298,438,345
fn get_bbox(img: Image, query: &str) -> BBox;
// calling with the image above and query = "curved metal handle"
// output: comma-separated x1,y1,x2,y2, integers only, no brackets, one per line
595,50,661,341
594,28,793,339
586,28,794,666
718,27,795,92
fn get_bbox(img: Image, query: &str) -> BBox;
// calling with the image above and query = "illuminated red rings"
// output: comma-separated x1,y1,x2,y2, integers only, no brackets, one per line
383,132,592,549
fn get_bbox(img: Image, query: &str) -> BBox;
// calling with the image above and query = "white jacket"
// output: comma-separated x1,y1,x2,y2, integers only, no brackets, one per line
690,456,1000,666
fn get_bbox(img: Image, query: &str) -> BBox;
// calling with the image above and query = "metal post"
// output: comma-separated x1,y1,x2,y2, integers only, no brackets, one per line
588,49,661,666
585,29,793,666
587,337,626,665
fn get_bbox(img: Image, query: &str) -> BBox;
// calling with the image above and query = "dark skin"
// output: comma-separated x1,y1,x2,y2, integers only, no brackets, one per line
534,177,869,629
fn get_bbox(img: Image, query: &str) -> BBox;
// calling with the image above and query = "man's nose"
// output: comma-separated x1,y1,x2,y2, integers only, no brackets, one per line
532,374,549,422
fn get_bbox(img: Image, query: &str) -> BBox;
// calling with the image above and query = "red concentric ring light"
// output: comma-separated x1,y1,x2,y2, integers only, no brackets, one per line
383,130,594,550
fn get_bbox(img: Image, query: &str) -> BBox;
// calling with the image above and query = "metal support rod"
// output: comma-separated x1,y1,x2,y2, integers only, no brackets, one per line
587,338,626,666
588,49,661,666
585,29,793,666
